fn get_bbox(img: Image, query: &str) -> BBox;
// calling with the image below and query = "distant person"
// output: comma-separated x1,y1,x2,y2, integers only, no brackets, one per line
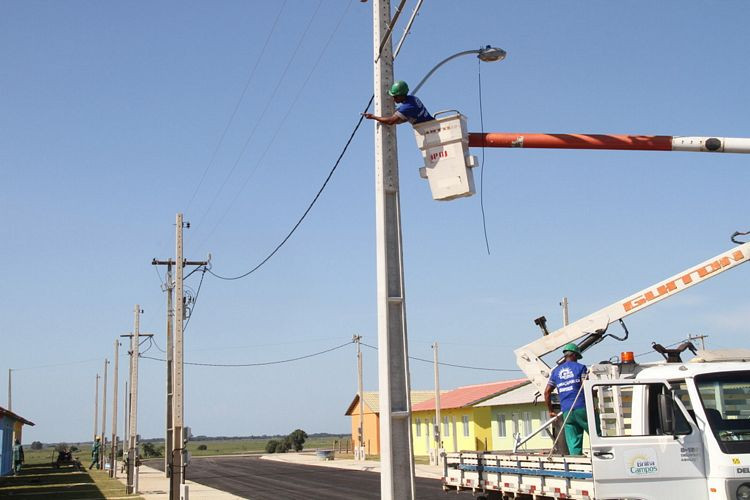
13,440,24,474
89,436,101,469
544,343,589,455
363,80,434,126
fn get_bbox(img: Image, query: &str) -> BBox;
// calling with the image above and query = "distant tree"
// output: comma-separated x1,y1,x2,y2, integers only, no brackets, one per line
117,448,123,458
288,429,308,452
274,437,292,454
55,443,69,453
141,442,162,458
31,441,43,450
70,446,79,452
265,440,279,453
197,444,207,451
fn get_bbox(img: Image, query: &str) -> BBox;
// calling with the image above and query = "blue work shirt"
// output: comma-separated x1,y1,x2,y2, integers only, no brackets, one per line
548,361,588,412
395,95,433,124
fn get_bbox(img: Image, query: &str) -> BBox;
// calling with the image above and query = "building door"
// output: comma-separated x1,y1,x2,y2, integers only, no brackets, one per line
586,380,706,500
451,416,458,452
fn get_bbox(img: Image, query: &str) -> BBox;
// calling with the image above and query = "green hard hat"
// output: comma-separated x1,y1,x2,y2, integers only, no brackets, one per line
388,80,409,97
562,343,582,358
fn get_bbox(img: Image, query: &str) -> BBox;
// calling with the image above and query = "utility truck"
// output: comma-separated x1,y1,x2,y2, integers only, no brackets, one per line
441,236,750,500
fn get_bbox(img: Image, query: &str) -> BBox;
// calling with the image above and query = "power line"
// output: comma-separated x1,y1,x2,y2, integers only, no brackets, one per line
140,339,353,367
184,1,289,214
360,342,521,373
184,266,207,331
207,95,373,280
196,0,354,254
191,0,325,239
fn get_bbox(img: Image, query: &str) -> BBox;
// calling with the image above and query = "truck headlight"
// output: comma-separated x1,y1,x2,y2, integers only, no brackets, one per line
737,483,750,500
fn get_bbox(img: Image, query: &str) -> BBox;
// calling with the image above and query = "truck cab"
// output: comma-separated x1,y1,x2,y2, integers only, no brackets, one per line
586,354,750,500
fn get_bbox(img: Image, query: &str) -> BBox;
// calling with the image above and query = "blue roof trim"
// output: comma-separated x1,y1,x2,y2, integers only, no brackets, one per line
458,464,593,480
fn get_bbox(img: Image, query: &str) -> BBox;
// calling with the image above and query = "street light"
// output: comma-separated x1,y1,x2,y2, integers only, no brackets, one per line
412,45,507,95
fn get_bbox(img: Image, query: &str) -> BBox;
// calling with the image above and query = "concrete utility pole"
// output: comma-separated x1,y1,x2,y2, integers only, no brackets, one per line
689,334,709,350
111,340,119,478
560,297,569,326
153,213,208,500
7,369,11,411
432,342,442,466
354,335,365,461
372,1,415,497
101,359,109,470
94,373,100,439
127,305,141,494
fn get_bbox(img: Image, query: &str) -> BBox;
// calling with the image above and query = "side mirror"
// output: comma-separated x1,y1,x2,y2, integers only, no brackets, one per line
657,393,676,435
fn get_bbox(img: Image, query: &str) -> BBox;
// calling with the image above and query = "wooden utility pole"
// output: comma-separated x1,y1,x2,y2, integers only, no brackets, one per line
372,1,415,497
152,213,208,500
7,369,11,411
101,359,108,470
432,342,442,466
110,340,119,477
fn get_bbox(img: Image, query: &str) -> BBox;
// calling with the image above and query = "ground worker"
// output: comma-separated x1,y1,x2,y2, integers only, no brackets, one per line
13,439,24,475
544,343,589,455
363,80,434,125
89,436,101,469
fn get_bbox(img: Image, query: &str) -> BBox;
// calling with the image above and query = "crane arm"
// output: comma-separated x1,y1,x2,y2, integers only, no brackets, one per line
515,240,750,394
467,133,750,153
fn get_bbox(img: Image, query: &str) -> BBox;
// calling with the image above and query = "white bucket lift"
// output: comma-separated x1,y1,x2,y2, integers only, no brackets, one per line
413,111,477,201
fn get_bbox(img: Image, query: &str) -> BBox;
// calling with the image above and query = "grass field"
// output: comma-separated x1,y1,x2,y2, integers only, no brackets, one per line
0,462,141,499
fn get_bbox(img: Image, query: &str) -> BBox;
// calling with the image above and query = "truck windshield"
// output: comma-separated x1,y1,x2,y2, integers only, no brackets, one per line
695,371,750,454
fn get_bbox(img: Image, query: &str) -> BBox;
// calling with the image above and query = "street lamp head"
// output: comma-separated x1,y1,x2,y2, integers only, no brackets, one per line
477,46,507,63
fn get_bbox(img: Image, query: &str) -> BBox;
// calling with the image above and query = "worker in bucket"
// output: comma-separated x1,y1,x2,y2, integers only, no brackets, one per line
544,343,589,455
89,436,101,469
363,80,433,125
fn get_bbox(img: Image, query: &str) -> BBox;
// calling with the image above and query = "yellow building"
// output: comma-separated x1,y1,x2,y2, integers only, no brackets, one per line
344,391,435,456
410,379,527,456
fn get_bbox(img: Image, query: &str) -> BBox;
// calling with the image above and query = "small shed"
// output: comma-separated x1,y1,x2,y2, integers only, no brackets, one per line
0,406,35,476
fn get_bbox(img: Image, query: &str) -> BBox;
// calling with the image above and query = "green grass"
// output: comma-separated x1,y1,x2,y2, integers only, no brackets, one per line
0,462,142,499
142,435,350,457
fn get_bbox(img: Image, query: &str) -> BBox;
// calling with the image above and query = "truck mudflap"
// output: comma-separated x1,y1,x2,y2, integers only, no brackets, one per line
444,452,594,499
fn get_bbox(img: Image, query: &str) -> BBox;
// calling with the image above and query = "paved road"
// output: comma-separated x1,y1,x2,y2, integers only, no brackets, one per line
147,456,460,499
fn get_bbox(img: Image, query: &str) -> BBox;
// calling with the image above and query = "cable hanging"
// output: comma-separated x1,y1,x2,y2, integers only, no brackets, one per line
360,342,521,372
477,57,491,255
140,339,354,367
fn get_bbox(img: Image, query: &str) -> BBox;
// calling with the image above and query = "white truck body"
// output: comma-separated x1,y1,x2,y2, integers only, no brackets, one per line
443,239,750,499
444,357,750,499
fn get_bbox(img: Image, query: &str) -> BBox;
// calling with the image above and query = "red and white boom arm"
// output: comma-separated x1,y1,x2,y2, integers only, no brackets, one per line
515,240,750,394
467,133,750,154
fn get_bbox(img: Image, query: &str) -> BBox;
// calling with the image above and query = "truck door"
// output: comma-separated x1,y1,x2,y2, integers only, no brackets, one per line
585,380,707,500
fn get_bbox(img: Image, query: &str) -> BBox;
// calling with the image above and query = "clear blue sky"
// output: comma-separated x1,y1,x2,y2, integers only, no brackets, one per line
2,1,749,443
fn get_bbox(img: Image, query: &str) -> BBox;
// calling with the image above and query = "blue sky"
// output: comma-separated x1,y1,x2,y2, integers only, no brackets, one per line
2,1,749,443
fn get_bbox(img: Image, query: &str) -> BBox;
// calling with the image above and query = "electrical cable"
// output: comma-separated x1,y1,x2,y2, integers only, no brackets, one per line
184,267,207,331
478,57,491,255
207,95,374,280
151,336,167,354
140,339,353,367
153,263,165,287
191,0,324,238
184,1,289,214
195,0,354,253
360,342,521,372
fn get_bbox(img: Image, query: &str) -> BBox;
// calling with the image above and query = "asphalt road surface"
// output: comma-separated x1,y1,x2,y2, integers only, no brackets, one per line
147,456,463,499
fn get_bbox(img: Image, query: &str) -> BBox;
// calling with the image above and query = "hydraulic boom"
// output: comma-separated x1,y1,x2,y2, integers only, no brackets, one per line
515,239,750,393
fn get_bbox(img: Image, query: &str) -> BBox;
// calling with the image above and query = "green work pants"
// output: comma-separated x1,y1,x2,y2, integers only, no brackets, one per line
563,408,589,455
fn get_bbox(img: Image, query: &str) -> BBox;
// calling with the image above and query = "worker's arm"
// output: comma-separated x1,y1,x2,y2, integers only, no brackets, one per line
544,384,556,418
363,112,407,125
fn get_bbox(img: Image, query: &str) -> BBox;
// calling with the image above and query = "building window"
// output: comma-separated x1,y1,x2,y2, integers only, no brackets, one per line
523,412,532,435
462,415,470,437
443,416,450,436
511,413,519,436
416,418,421,437
496,414,506,437
539,411,551,439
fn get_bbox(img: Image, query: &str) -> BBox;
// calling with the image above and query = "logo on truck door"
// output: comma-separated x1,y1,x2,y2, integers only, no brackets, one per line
626,449,659,476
